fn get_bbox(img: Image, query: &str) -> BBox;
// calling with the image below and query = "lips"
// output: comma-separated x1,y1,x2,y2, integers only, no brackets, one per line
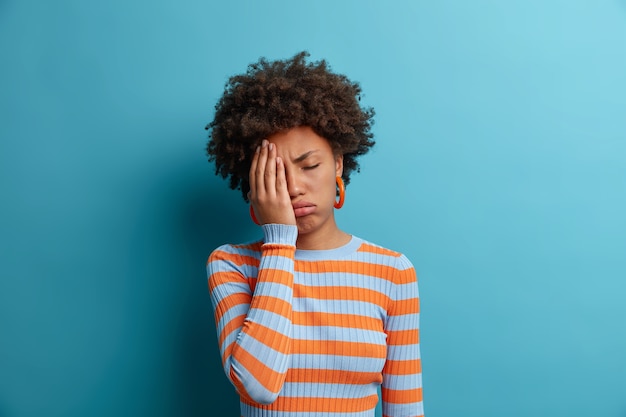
292,201,316,217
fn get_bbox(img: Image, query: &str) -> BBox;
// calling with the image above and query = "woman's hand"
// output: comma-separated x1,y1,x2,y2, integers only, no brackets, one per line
249,140,296,226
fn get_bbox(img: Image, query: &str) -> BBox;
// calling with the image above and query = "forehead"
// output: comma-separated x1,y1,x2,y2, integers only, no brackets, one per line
267,126,333,156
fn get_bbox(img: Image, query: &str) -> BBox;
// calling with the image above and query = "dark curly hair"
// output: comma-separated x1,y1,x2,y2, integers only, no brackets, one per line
205,51,375,202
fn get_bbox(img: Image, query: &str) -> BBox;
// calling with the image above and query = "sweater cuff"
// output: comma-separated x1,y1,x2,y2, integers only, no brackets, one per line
262,224,298,246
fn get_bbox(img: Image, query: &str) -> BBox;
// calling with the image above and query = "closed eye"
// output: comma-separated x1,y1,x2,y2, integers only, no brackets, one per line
303,163,320,170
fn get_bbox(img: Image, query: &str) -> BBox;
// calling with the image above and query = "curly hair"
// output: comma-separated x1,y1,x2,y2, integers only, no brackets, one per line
205,51,375,202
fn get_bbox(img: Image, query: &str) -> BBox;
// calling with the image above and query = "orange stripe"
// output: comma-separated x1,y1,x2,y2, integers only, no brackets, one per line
208,271,248,293
382,387,423,404
293,284,389,305
230,346,285,394
389,297,419,315
244,393,378,412
292,339,386,358
208,250,259,268
221,340,234,366
232,241,262,251
247,323,291,353
357,243,401,257
396,267,418,284
386,329,419,345
286,368,382,385
295,260,408,283
250,295,292,319
219,316,290,362
218,313,246,347
255,268,293,284
383,358,422,375
214,292,251,323
260,244,296,257
292,311,382,331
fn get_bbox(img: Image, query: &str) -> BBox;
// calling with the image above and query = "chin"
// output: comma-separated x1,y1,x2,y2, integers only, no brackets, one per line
295,217,317,234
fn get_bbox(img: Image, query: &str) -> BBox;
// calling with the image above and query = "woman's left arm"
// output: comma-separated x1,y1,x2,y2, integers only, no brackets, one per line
381,255,424,417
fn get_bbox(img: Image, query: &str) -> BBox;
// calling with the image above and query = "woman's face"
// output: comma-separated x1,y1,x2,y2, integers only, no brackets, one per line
265,126,343,237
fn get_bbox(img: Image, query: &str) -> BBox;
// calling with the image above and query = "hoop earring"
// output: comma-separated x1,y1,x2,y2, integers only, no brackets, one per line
249,205,260,225
334,176,345,209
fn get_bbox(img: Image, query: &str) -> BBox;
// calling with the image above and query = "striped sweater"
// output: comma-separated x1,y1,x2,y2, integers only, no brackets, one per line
207,224,424,417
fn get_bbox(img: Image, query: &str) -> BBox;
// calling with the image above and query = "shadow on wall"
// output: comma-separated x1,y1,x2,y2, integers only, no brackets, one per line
173,176,255,415
121,152,258,416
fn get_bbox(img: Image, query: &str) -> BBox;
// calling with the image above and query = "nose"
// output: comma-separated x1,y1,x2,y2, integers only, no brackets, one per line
285,167,303,198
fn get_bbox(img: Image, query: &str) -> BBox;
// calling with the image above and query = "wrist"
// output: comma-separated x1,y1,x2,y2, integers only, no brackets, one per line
262,224,298,246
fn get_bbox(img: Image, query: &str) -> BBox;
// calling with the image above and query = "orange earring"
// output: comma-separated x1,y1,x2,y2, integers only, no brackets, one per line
334,176,345,209
249,205,260,225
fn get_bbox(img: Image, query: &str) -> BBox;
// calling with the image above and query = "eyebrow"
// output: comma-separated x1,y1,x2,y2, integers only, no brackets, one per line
293,150,319,163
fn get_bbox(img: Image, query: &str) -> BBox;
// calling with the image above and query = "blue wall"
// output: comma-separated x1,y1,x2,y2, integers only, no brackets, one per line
1,1,625,416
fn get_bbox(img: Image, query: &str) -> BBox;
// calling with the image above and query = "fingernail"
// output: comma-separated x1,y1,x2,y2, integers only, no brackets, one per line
262,140,268,147
255,146,260,154
269,143,274,151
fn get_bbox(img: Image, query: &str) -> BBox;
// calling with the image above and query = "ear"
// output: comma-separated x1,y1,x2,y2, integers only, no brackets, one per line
335,154,344,177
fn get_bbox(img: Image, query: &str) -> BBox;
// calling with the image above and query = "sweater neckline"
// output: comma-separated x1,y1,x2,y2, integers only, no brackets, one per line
295,236,362,261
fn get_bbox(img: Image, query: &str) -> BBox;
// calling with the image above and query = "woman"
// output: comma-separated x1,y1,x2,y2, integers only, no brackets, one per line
205,52,424,417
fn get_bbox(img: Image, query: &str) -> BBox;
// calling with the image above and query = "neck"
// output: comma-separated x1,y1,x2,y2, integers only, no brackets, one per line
295,219,351,250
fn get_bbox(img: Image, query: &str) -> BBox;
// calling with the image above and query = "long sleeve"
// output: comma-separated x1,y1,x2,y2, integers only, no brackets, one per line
207,235,424,417
382,255,424,417
207,224,298,404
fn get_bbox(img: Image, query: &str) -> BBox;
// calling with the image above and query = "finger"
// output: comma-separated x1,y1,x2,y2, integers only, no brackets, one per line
249,144,260,196
275,156,288,197
255,140,269,194
263,142,277,194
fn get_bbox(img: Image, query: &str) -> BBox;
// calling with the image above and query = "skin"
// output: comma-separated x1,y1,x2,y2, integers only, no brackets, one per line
248,126,351,250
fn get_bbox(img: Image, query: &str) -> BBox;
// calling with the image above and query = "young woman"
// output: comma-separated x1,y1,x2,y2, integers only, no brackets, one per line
205,52,424,417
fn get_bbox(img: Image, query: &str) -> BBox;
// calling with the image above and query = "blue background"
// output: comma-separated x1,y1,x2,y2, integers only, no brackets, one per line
1,1,625,416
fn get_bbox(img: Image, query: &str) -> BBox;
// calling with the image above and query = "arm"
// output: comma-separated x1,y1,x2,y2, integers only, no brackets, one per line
207,224,297,404
208,139,298,404
382,255,424,417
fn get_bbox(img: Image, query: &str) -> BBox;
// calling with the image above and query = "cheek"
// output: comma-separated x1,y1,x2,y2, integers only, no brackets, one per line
302,166,337,199
320,171,339,200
